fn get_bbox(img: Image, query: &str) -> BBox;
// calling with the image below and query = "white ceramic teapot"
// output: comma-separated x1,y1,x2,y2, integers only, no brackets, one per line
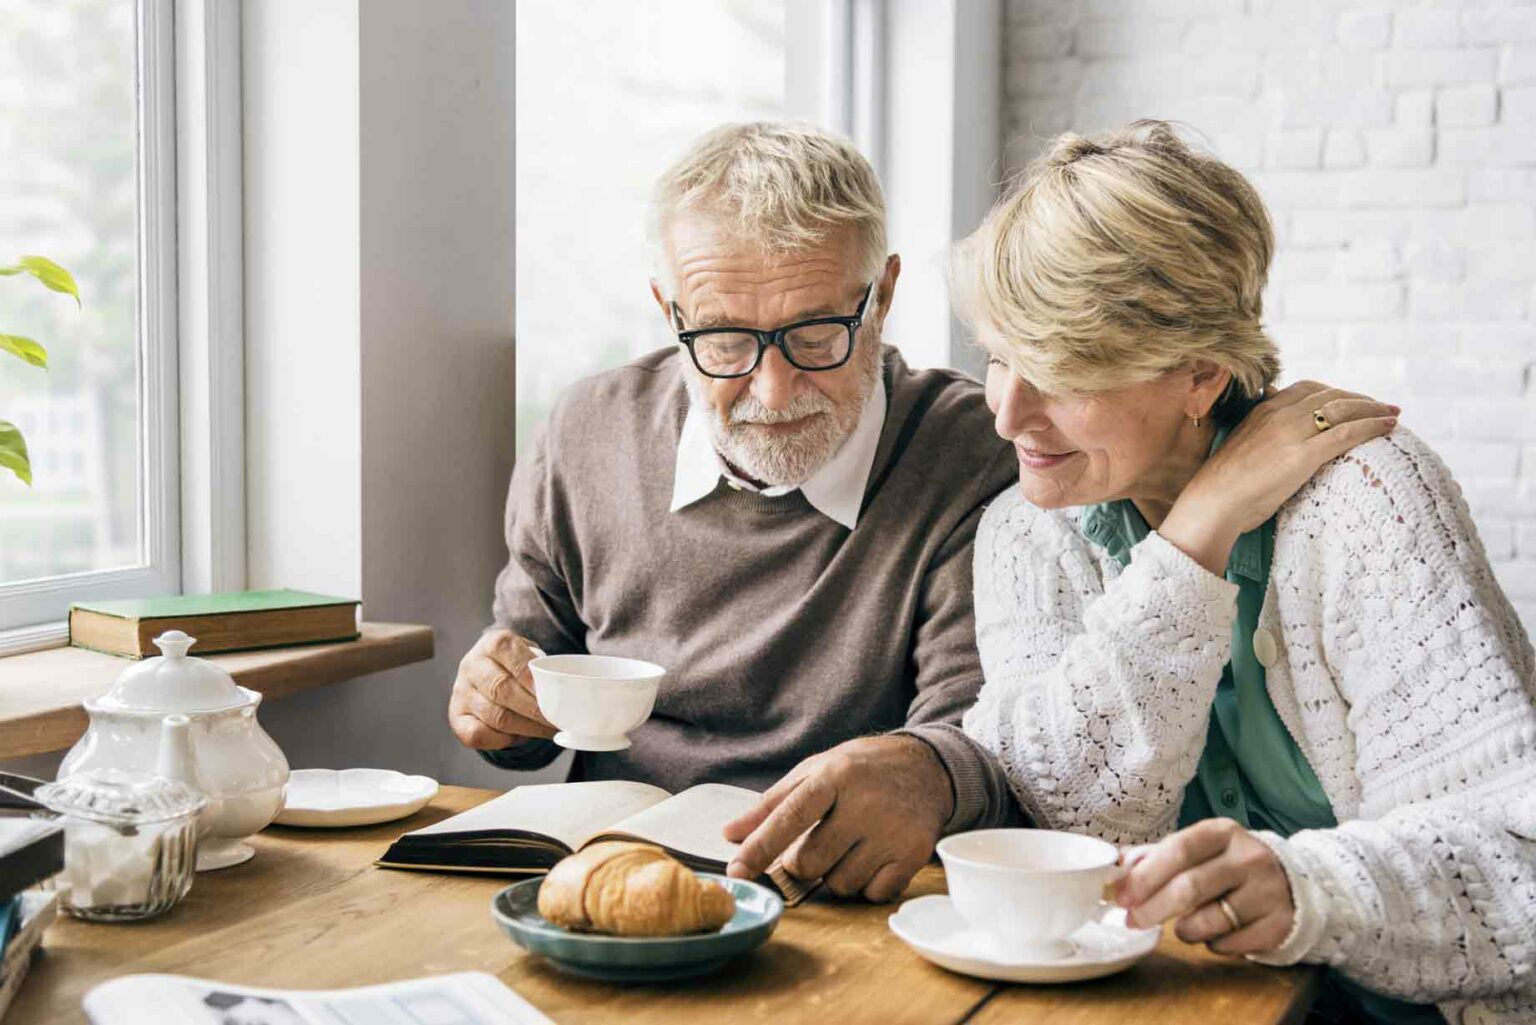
59,630,290,871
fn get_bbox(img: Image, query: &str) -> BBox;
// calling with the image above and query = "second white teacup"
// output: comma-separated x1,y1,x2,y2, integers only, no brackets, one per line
528,654,665,752
936,828,1120,959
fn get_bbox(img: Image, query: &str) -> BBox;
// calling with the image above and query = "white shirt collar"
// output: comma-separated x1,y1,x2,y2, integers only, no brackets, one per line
669,378,887,530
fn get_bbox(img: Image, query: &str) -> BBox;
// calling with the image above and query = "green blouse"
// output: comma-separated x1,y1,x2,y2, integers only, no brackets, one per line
1077,423,1445,1025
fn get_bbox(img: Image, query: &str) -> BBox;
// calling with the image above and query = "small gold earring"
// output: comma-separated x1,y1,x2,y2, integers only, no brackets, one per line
1192,414,1201,428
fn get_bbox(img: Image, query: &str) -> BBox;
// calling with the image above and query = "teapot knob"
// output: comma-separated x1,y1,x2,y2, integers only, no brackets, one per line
152,631,197,660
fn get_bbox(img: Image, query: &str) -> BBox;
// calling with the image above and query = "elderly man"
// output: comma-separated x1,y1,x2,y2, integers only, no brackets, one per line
448,121,1017,902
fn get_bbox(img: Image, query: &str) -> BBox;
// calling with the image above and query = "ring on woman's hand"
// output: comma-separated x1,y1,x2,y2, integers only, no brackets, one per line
1312,408,1333,433
1217,896,1243,933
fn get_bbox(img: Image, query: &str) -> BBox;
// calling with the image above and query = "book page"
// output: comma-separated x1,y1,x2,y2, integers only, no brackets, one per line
82,971,551,1025
406,781,671,851
596,782,761,866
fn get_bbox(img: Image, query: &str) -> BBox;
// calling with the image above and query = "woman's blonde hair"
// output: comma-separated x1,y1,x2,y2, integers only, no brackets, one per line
954,120,1280,399
649,122,887,292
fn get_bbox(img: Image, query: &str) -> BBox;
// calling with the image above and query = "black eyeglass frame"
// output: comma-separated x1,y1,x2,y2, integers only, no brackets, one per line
669,282,875,379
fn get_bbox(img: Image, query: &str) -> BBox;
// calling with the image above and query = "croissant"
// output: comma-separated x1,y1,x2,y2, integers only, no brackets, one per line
537,842,737,937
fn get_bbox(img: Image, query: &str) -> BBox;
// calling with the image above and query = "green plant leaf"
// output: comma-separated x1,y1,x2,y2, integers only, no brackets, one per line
0,255,80,307
0,420,32,486
0,334,48,369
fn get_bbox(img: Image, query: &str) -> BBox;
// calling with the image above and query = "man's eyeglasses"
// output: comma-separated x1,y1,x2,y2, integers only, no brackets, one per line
669,283,874,379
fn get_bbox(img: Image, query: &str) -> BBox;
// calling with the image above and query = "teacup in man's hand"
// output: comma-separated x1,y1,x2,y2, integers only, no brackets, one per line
448,629,556,749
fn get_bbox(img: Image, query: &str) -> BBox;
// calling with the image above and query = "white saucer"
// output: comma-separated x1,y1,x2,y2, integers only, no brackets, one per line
273,768,439,828
888,896,1160,984
553,731,631,752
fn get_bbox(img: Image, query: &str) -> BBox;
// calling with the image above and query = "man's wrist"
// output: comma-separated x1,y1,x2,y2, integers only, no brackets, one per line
890,732,956,828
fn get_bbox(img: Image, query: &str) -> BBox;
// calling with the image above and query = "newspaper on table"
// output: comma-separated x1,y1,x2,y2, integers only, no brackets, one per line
81,970,552,1025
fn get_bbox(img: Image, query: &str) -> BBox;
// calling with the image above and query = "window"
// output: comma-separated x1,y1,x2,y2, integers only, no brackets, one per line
0,0,179,641
514,0,880,449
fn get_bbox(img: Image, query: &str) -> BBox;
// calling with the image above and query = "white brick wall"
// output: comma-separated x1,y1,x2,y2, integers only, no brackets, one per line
1004,0,1536,633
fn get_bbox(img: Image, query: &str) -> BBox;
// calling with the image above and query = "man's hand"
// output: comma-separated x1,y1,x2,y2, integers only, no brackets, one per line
722,735,953,903
1114,818,1295,956
448,629,556,750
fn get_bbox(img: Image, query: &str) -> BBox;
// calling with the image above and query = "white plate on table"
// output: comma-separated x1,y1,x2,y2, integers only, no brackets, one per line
888,895,1160,984
274,768,439,828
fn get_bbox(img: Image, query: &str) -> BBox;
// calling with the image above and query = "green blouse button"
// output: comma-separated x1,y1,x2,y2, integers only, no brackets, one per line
1252,627,1279,668
1221,788,1239,809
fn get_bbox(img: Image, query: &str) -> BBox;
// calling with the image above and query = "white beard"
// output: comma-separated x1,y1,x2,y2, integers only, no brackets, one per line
687,345,881,487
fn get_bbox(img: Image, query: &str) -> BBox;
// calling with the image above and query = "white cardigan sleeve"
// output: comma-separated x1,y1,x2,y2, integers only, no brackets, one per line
963,492,1239,844
1244,433,1536,1013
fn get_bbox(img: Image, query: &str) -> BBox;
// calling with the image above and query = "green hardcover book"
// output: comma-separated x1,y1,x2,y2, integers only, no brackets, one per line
69,589,361,659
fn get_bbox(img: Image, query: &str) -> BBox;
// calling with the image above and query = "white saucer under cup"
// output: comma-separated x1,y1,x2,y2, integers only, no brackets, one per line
551,731,631,752
528,654,665,753
889,896,1160,984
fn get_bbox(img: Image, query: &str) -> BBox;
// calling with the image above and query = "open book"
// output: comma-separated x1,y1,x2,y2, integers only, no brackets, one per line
377,780,813,905
83,971,548,1025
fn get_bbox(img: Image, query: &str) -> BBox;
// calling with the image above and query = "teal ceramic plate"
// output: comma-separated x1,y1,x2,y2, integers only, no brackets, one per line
491,873,782,982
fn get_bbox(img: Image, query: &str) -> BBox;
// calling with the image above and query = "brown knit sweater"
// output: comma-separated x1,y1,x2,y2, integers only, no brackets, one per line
483,345,1020,832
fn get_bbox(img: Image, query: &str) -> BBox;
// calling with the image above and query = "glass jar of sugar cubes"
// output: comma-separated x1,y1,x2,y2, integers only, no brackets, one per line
35,769,206,922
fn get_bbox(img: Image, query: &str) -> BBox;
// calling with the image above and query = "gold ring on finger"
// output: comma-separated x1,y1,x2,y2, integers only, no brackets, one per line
1311,408,1333,433
1217,896,1243,933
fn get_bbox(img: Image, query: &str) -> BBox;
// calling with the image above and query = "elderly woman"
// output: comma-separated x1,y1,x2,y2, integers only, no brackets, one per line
956,121,1536,1025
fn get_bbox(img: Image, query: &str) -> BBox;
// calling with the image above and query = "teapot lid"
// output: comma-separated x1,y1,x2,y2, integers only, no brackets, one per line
37,769,207,826
95,631,248,712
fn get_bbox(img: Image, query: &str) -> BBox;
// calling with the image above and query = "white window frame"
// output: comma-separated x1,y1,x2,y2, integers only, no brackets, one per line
176,0,247,600
785,0,885,178
0,0,246,654
786,1,1002,376
880,0,1003,376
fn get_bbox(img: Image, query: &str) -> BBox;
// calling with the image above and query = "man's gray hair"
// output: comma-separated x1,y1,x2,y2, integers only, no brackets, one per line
649,121,887,292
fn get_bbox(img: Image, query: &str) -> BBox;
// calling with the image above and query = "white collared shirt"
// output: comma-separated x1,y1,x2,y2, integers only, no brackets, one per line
668,379,887,530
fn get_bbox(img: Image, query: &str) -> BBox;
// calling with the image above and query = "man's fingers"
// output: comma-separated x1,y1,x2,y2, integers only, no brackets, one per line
727,778,834,881
465,691,556,740
863,860,920,904
724,759,818,843
1117,820,1235,909
482,629,537,669
450,712,515,751
722,777,800,844
467,657,545,722
821,838,882,899
783,810,860,883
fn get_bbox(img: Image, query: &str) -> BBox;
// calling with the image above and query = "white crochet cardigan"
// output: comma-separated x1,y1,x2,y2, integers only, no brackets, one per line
964,429,1536,1025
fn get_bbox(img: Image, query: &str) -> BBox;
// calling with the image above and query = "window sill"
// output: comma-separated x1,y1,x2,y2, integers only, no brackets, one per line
0,622,434,759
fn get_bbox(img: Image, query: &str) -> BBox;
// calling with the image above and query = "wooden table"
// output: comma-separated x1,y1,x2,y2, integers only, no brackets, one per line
13,786,1319,1024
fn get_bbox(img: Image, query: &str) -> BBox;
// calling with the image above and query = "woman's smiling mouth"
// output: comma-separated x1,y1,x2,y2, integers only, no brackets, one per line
1015,444,1078,470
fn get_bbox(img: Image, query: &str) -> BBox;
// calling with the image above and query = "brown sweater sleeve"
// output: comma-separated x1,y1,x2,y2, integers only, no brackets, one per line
894,447,1025,834
491,420,586,654
482,422,587,773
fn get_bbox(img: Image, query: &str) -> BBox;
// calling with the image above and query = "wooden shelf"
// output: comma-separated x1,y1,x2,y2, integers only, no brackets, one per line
0,622,434,759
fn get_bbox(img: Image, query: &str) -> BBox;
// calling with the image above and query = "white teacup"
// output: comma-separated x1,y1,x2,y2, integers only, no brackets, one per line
936,828,1120,959
528,654,665,752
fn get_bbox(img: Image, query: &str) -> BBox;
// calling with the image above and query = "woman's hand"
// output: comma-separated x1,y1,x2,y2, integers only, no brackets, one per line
1160,381,1399,575
1115,818,1294,955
